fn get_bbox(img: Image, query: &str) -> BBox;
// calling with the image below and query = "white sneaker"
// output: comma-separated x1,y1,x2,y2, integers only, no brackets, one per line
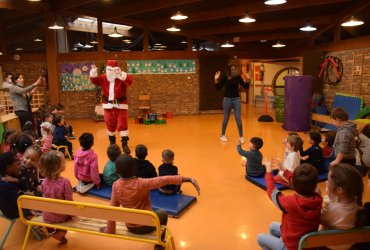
240,137,245,144
220,135,228,142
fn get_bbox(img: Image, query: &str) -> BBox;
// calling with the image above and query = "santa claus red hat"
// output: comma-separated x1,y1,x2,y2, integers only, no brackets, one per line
107,60,118,67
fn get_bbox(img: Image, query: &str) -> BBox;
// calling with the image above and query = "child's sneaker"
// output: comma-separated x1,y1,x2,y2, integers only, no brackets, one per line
239,137,245,144
220,135,228,142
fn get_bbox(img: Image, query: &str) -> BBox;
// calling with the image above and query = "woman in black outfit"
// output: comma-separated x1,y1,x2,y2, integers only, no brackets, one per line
214,65,250,143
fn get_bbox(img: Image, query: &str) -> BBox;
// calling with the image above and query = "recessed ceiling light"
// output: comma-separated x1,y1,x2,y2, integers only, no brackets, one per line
239,15,256,23
180,40,187,44
300,24,317,31
171,10,188,20
108,27,123,37
34,38,43,42
166,25,181,32
341,16,364,27
221,41,235,48
272,41,286,48
264,0,287,5
48,22,64,30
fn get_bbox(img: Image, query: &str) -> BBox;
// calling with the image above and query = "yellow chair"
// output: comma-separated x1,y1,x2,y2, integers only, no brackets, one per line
51,144,72,160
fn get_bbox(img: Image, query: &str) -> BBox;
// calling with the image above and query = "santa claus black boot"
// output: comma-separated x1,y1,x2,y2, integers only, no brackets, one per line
121,136,131,154
108,135,116,145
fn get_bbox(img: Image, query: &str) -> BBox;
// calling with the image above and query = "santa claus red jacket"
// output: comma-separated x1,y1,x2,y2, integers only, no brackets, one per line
90,66,133,110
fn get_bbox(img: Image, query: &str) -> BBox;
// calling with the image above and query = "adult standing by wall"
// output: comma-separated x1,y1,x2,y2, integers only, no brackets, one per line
214,64,250,143
2,73,13,89
10,74,42,129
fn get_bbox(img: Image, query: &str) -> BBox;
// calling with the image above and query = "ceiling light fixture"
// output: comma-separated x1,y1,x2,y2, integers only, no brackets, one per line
0,52,3,55
90,40,98,44
300,24,317,31
171,10,188,20
122,39,132,43
221,40,235,48
72,47,78,51
15,48,24,51
264,0,287,5
108,27,123,37
83,44,93,49
34,38,43,42
180,40,187,44
341,16,364,27
239,14,256,23
48,22,64,30
166,24,181,32
272,41,286,48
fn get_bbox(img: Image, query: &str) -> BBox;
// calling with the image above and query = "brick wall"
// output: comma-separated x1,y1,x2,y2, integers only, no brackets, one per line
324,48,370,110
59,60,200,118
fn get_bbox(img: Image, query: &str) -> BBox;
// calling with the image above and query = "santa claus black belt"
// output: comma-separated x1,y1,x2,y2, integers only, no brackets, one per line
102,95,126,104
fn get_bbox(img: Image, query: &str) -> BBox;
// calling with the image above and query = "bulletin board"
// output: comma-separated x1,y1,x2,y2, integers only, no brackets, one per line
60,62,96,91
126,60,196,74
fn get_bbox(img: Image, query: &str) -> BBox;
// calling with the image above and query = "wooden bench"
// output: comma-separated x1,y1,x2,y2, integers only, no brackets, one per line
17,195,176,250
298,226,370,249
311,113,370,130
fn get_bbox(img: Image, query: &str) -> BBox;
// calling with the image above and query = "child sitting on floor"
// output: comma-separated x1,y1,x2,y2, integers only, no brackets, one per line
103,144,122,185
273,134,303,187
52,115,73,159
100,154,200,250
300,131,324,173
257,162,322,250
74,133,100,193
158,149,181,194
39,151,73,245
322,132,336,172
237,137,265,178
321,163,365,250
1,128,17,153
134,144,157,179
0,152,22,219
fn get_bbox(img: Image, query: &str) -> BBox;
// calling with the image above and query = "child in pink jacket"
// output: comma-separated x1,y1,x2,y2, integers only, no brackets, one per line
74,133,100,193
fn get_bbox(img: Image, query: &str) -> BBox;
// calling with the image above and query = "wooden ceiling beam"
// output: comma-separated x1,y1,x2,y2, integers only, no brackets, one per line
5,14,43,30
191,15,333,37
102,0,201,20
52,0,97,12
234,32,311,43
312,0,370,39
148,0,351,27
7,27,44,44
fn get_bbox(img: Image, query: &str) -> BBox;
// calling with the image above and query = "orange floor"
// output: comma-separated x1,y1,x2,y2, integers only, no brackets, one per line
1,105,370,250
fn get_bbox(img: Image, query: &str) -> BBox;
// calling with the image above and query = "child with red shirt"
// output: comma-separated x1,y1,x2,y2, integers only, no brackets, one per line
257,162,322,250
100,154,200,250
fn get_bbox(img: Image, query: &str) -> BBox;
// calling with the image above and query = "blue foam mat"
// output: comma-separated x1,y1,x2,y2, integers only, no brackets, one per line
246,172,328,191
85,184,197,218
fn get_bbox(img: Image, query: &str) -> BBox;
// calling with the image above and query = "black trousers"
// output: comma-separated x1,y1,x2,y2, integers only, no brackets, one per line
15,110,34,129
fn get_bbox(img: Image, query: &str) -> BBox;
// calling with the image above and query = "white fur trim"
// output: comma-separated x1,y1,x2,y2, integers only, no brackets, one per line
108,80,115,100
120,130,129,137
89,68,98,78
102,103,128,109
107,130,116,136
120,72,127,81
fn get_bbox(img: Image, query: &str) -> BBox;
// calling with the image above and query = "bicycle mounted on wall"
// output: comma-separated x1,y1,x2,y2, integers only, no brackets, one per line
318,56,343,85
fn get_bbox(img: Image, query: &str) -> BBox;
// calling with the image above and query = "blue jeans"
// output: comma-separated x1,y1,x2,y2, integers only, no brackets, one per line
222,97,243,137
257,222,287,250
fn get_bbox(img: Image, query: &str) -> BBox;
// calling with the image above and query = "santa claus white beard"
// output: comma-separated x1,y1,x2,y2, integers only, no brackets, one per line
106,70,116,82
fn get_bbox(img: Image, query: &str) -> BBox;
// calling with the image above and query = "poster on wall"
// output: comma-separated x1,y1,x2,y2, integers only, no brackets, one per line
60,63,95,91
126,60,195,74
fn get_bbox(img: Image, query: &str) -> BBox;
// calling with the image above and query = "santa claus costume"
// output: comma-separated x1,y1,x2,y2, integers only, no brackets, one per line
89,60,133,154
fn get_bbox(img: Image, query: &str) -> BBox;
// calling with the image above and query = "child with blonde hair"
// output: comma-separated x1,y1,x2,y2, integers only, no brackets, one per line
39,151,73,244
321,163,365,250
273,134,303,187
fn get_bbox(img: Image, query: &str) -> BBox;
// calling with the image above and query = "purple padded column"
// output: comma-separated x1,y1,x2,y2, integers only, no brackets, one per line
282,75,313,132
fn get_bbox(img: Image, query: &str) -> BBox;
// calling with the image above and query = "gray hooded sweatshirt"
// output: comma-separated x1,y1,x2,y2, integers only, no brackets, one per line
333,122,357,159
